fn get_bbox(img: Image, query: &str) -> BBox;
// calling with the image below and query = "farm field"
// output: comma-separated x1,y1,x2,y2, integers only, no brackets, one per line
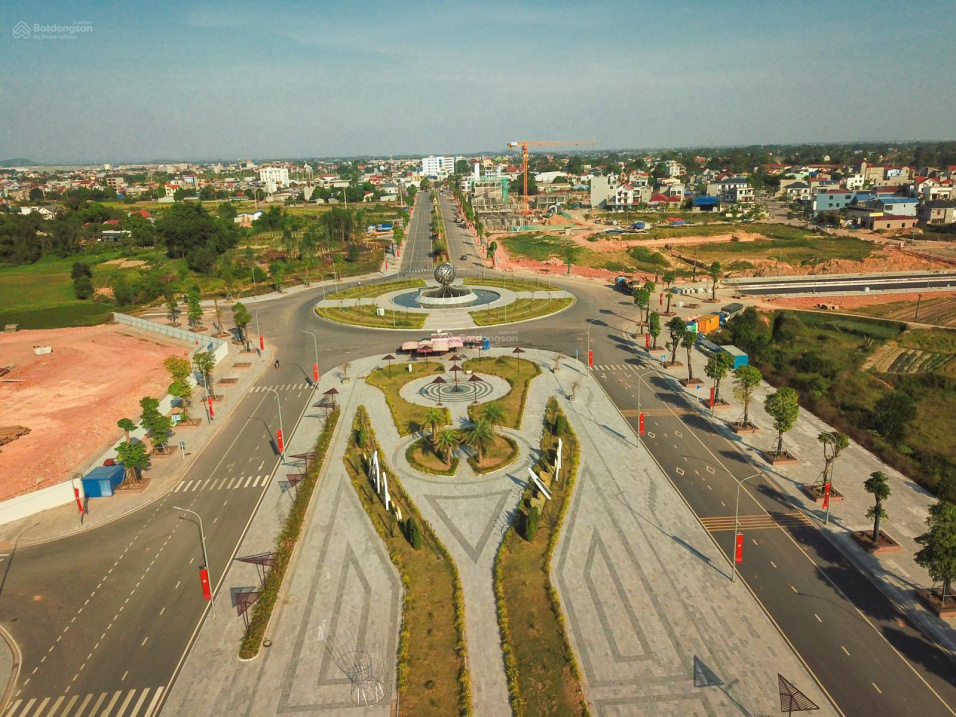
856,293,956,328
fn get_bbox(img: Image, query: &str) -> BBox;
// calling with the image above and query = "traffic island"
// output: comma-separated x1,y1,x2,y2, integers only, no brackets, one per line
851,530,901,554
801,483,845,504
916,588,956,619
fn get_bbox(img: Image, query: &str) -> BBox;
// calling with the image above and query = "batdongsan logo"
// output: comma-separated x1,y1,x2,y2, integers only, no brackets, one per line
12,20,93,40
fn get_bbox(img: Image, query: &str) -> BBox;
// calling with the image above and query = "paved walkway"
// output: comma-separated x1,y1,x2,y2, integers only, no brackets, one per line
161,368,400,717
642,334,956,656
0,341,271,548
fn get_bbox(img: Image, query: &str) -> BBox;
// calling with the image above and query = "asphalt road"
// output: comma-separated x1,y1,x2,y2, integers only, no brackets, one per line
736,273,956,295
2,189,954,716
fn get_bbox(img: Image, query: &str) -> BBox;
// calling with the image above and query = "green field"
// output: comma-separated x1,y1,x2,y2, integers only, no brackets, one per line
469,297,572,326
683,234,875,266
326,278,424,300
314,304,426,330
463,276,556,293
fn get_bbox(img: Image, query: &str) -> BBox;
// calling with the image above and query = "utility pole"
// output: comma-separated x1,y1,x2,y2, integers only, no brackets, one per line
174,507,216,617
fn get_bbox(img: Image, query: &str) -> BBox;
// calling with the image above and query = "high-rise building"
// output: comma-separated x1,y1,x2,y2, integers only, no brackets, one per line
259,166,290,194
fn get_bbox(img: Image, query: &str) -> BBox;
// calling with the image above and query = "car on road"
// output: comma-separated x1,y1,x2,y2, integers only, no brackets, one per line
459,254,468,260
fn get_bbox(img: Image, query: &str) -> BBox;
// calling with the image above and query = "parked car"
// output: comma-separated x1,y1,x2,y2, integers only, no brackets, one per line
459,254,467,260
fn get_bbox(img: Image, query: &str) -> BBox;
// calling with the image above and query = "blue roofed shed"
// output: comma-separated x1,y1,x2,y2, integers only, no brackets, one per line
81,464,125,498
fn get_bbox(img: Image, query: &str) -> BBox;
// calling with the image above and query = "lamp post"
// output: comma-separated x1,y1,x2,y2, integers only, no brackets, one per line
468,374,483,404
587,318,599,367
174,506,216,618
255,311,263,360
301,329,319,386
731,472,763,583
265,387,284,460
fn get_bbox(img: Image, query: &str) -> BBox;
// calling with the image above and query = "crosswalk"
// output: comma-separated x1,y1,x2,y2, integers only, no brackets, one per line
250,383,312,393
591,364,637,372
699,512,813,533
4,686,163,717
172,474,270,492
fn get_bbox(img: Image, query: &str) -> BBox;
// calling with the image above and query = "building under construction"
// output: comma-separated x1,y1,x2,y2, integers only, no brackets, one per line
470,176,515,230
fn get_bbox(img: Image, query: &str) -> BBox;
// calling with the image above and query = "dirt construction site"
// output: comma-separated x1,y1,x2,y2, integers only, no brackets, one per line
0,324,190,502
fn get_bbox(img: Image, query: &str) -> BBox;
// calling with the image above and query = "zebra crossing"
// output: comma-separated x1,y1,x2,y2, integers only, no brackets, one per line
250,383,312,393
172,474,270,493
590,364,637,372
4,686,163,717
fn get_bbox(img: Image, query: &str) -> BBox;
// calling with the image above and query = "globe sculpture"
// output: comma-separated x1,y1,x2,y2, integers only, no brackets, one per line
417,261,477,306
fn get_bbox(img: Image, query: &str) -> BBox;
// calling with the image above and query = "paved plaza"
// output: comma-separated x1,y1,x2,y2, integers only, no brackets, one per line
161,350,833,716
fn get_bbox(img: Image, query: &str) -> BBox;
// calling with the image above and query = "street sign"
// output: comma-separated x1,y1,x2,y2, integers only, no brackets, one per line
277,428,284,453
639,413,645,435
199,566,212,601
735,533,744,564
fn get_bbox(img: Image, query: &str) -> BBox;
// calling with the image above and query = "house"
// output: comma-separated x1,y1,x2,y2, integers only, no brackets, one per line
917,200,956,226
691,196,721,212
812,190,854,215
784,181,812,202
19,206,56,220
716,177,754,204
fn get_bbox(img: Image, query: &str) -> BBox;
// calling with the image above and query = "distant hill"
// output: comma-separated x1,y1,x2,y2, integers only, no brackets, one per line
0,158,38,167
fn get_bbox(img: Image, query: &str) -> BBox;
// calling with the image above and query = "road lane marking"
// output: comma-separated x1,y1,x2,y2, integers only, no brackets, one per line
245,476,255,487
770,561,777,569
143,687,165,717
815,614,822,622
100,691,123,717
790,585,799,594
115,691,137,716
841,645,850,656
128,688,151,717
873,683,882,694
142,637,149,647
121,671,128,682
675,468,684,476
159,607,165,616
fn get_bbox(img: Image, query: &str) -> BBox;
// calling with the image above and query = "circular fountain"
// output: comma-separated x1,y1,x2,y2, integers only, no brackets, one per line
401,263,494,309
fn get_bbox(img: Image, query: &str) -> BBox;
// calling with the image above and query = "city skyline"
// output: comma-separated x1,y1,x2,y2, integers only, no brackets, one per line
2,0,956,164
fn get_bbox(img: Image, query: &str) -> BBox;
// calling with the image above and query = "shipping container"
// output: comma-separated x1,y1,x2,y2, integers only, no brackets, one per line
720,345,749,369
81,464,125,498
697,313,721,334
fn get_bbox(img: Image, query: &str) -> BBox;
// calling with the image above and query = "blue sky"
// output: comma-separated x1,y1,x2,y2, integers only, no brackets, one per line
2,0,955,164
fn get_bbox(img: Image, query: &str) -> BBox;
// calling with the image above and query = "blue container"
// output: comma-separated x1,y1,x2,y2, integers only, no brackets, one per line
81,464,125,498
482,338,491,350
720,345,749,369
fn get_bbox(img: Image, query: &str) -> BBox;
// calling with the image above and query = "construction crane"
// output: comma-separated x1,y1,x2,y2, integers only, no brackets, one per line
507,139,597,215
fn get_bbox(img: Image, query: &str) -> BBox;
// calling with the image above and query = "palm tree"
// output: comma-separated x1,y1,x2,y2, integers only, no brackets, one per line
481,402,506,432
682,329,697,382
464,418,494,462
435,428,459,466
709,261,722,301
422,407,445,441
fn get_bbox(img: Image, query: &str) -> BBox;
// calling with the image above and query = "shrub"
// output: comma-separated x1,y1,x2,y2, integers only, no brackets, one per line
523,506,540,541
73,275,94,300
406,516,423,550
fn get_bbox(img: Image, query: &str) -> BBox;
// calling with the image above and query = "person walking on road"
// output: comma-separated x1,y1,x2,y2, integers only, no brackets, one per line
274,359,280,370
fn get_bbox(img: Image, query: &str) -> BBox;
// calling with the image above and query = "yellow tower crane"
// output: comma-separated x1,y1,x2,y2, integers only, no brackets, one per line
507,139,597,215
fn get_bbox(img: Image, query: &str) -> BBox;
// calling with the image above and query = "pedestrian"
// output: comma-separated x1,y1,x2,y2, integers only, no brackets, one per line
274,359,280,369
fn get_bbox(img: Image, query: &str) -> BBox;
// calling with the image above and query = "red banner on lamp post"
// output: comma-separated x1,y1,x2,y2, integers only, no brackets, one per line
74,487,84,516
638,413,645,435
313,363,319,382
660,293,663,306
645,333,650,349
199,566,211,601
588,350,593,367
259,336,264,350
277,429,284,453
735,533,744,564
208,396,214,418
822,481,831,510
709,387,715,407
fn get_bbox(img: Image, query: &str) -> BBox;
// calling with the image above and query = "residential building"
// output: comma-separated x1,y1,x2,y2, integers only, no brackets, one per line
844,174,865,191
421,155,454,177
785,182,812,202
105,176,126,190
259,166,290,194
716,177,754,204
812,190,855,215
917,200,956,226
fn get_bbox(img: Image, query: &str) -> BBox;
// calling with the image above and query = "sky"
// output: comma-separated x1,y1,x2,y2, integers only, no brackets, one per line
2,0,955,164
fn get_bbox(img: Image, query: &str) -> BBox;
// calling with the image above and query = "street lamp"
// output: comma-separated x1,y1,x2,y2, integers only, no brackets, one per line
255,311,263,361
174,506,216,618
265,387,285,460
301,329,319,386
732,471,763,583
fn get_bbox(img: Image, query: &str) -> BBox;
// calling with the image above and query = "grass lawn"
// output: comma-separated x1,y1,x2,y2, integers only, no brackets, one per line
344,408,469,716
496,398,587,716
898,327,956,354
463,276,556,293
365,362,450,435
502,233,576,262
463,356,540,428
467,434,518,474
327,278,424,300
315,304,426,329
683,233,875,266
406,436,459,476
469,298,572,327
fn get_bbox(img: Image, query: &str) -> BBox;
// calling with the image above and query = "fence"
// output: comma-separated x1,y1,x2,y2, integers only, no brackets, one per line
113,312,229,366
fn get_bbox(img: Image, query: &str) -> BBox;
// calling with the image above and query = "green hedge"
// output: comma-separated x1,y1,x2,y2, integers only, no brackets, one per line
239,407,340,659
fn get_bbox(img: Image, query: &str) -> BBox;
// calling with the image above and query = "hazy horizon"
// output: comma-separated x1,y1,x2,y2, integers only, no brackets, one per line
3,0,955,165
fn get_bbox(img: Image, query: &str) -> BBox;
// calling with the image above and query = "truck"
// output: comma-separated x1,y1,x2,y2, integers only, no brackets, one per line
615,276,637,294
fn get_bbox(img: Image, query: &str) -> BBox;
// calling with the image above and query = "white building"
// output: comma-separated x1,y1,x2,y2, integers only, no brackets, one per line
421,155,454,177
259,166,290,194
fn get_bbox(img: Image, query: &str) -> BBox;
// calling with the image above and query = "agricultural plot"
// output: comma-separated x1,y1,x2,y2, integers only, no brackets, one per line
857,294,956,328
883,348,955,374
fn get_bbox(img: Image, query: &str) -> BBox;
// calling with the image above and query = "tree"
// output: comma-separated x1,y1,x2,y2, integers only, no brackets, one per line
454,158,470,175
662,271,676,313
709,261,722,301
482,402,505,433
186,288,203,329
165,293,180,326
915,499,956,605
764,387,800,459
464,418,494,461
73,275,94,300
523,505,541,542
733,364,762,427
435,428,459,466
667,316,686,365
71,262,92,280
168,380,193,422
117,417,136,444
115,441,148,485
632,287,650,327
232,301,252,350
871,391,917,447
29,187,45,202
648,311,662,349
193,351,217,395
704,352,733,404
405,515,423,550
269,262,285,291
864,471,891,543
682,328,697,382
817,431,850,488
422,407,445,441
